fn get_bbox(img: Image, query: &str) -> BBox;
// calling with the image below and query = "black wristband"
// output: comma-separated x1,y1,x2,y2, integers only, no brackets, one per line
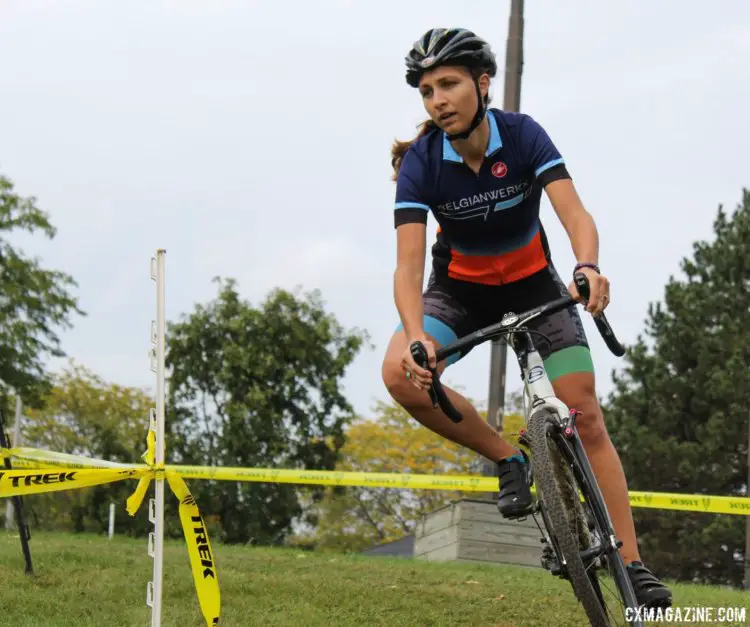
574,262,600,274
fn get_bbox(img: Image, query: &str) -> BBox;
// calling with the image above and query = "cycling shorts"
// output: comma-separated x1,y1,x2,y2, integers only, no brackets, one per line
396,264,593,381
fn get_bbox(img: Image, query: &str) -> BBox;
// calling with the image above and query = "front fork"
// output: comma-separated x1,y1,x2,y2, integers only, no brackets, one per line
517,407,587,579
517,407,582,449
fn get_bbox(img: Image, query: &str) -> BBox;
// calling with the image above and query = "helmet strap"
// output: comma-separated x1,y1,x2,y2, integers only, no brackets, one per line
445,79,486,141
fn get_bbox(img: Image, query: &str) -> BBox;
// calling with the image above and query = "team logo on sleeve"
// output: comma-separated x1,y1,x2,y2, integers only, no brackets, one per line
491,162,508,178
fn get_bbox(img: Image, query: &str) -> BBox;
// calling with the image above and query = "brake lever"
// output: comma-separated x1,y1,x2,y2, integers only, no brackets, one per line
409,341,463,422
573,271,593,306
410,341,439,408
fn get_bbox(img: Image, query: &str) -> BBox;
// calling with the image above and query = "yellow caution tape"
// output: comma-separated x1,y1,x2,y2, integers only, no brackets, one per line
0,466,147,498
167,472,221,627
625,491,750,516
170,464,495,492
143,427,156,467
168,464,750,515
125,473,153,516
3,447,750,516
1,446,136,469
126,426,159,516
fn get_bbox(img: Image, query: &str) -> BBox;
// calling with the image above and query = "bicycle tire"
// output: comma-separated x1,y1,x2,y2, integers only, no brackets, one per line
558,420,642,626
528,407,610,626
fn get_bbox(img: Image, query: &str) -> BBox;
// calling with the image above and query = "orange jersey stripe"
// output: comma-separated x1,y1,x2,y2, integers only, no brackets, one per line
446,231,548,285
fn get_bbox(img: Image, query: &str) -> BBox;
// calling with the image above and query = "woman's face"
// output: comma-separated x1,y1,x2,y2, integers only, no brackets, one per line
418,65,488,134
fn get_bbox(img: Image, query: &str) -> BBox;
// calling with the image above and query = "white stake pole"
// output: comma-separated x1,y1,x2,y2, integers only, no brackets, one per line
4,396,22,529
108,503,115,540
147,249,167,627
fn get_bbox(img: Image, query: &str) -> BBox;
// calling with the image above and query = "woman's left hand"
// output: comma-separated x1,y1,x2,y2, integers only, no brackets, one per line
568,267,610,315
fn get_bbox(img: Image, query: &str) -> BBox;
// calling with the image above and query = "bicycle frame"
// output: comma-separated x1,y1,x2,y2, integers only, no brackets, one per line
505,314,573,427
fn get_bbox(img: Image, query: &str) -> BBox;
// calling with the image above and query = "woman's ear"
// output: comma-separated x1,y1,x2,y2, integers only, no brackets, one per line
478,73,491,99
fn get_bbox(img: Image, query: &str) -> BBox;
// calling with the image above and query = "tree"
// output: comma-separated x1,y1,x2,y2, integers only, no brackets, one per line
166,278,369,545
603,189,750,587
294,400,486,552
19,361,154,534
0,174,84,404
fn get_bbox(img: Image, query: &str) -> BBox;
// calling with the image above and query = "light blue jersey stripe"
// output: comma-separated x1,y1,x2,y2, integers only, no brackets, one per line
493,193,526,212
395,201,430,211
535,158,565,177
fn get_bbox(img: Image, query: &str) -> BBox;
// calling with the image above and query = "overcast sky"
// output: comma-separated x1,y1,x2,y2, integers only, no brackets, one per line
2,0,749,424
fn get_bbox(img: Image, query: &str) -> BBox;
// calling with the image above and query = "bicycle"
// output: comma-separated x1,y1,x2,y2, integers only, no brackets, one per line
410,272,642,627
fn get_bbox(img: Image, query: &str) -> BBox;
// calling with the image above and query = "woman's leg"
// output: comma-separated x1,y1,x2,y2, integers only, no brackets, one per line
381,327,520,463
550,369,641,564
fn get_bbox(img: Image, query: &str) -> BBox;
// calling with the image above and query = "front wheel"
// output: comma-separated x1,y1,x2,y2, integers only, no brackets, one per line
527,407,638,626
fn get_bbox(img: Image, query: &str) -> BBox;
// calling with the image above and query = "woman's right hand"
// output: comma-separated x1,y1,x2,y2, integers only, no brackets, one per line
401,336,437,391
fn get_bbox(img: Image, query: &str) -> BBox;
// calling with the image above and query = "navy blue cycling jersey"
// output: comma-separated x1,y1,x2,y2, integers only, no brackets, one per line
394,108,571,285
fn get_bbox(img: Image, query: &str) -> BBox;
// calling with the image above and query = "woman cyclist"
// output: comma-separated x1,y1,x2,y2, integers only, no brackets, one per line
381,27,672,609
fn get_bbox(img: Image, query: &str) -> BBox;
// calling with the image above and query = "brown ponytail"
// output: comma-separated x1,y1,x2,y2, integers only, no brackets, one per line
390,118,437,181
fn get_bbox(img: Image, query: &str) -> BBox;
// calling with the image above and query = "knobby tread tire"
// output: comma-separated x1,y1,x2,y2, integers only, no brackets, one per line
528,408,609,627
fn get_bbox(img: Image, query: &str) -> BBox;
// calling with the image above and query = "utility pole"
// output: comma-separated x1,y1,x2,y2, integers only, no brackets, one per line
483,0,525,483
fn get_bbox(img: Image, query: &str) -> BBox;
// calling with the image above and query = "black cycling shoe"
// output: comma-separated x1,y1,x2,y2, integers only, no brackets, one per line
626,561,673,608
496,449,533,518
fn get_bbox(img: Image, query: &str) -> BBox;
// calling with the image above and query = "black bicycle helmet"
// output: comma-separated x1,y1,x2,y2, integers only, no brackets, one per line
405,28,497,140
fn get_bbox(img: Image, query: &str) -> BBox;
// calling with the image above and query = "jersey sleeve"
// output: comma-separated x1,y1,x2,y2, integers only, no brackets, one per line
519,115,572,187
393,147,431,228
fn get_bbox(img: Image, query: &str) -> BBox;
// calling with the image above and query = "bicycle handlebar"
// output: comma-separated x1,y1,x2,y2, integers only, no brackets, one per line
409,272,626,423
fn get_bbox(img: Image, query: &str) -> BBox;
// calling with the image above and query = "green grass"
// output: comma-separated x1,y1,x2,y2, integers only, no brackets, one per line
1,531,747,626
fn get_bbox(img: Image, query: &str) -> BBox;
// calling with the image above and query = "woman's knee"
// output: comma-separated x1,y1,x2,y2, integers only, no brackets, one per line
576,399,609,448
382,356,409,400
381,331,442,407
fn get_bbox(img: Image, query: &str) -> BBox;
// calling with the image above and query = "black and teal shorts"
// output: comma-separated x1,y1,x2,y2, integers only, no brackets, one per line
396,263,593,381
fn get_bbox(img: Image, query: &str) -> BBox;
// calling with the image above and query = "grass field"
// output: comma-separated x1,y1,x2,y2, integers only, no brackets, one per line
1,530,747,626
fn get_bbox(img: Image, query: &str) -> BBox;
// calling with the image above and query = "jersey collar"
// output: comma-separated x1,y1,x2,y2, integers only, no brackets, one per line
442,110,503,163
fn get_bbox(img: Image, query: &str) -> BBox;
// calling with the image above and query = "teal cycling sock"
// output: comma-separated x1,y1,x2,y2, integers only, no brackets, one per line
627,561,644,569
501,449,526,464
